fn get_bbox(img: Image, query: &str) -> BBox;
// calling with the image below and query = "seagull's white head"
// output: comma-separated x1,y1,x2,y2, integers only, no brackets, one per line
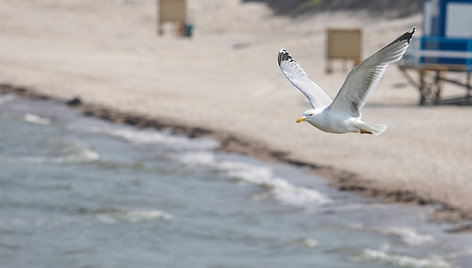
296,109,319,123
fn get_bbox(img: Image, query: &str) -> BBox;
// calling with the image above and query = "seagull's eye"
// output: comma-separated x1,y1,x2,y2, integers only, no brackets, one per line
308,113,314,116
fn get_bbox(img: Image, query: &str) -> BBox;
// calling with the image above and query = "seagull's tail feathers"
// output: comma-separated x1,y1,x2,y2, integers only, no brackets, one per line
361,123,388,136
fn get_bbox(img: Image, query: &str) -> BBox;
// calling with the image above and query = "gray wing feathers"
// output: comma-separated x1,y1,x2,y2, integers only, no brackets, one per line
328,27,415,117
278,49,332,109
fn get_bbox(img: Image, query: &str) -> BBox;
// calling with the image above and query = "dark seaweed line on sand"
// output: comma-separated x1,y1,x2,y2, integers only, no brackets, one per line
1,83,470,232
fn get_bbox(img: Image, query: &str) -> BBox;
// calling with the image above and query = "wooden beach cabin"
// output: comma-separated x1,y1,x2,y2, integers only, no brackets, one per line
399,0,472,105
325,29,362,73
157,0,192,37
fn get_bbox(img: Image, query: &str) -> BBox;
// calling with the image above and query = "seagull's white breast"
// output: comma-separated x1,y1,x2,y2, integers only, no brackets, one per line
307,110,360,134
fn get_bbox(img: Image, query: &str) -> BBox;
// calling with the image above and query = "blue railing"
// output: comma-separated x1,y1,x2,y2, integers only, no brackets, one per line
402,36,472,71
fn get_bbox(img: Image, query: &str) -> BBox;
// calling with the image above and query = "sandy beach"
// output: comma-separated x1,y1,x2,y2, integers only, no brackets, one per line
1,0,471,221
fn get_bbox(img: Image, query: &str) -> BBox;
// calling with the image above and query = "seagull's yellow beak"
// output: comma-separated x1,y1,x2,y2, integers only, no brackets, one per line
296,117,306,123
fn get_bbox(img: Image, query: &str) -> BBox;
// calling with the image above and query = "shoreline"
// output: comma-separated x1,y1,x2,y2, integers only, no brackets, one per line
2,83,471,232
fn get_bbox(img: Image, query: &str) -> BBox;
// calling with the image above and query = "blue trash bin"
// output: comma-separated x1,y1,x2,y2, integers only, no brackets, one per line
184,23,193,37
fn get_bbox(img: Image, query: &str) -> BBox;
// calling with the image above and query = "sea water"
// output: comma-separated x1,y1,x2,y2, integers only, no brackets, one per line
0,94,471,268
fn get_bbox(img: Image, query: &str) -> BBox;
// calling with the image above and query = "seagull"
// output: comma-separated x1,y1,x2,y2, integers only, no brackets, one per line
278,27,415,135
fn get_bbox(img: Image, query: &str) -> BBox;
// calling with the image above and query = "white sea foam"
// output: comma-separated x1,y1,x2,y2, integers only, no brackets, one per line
24,113,51,125
345,224,434,246
218,161,331,206
177,151,216,166
383,227,435,246
96,209,172,224
356,244,453,268
57,140,99,163
300,238,319,248
86,127,219,150
218,161,274,185
1,140,99,164
175,153,331,206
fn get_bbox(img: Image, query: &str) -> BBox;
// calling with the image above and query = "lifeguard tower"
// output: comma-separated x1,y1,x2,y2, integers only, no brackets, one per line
400,0,472,105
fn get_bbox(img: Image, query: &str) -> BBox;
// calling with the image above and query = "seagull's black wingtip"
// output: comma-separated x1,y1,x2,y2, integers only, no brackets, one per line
388,27,416,47
278,48,295,66
403,27,416,44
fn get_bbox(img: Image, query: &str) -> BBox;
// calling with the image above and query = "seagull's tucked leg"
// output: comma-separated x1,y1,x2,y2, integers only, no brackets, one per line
358,122,388,136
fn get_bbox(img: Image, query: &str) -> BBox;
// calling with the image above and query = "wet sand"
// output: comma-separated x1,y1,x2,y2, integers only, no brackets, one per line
0,0,471,226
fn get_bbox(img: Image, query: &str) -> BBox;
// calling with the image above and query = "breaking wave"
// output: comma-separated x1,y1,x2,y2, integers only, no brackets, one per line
176,151,331,207
346,224,435,246
300,238,319,248
84,127,219,151
0,140,99,164
355,244,452,268
95,208,172,224
383,227,435,246
23,113,51,125
219,161,331,206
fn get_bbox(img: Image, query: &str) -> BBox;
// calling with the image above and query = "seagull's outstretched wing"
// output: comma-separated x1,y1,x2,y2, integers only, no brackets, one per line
328,27,415,117
278,49,332,109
